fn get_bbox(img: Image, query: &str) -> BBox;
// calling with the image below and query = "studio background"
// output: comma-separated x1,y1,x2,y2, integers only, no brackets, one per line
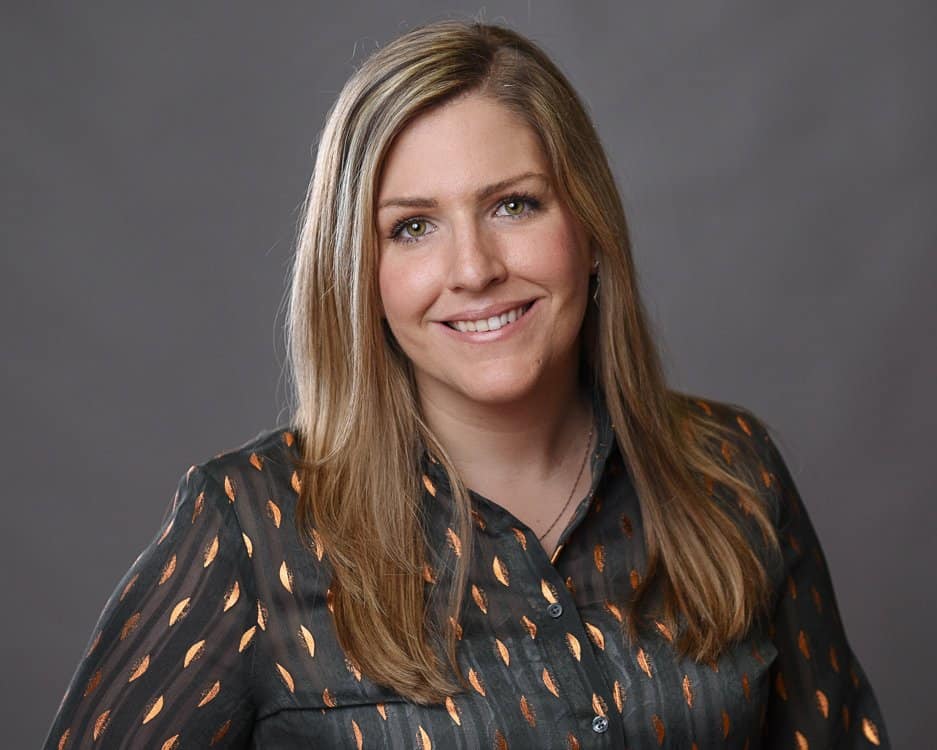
3,2,933,747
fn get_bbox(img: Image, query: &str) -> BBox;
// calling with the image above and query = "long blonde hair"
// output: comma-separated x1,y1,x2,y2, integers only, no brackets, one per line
285,19,782,705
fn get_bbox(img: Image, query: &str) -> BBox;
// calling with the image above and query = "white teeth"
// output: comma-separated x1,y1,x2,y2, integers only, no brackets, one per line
448,303,531,333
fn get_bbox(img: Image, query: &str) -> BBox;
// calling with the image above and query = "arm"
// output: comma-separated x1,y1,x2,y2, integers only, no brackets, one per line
755,421,890,749
42,464,257,749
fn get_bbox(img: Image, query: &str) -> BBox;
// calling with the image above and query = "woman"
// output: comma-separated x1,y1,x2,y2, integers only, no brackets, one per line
43,20,889,749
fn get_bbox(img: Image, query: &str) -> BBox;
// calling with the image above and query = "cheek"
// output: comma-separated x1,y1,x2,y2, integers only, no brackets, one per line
378,255,440,326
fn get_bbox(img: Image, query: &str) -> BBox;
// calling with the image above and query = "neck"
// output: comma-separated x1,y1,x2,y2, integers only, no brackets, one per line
417,365,594,491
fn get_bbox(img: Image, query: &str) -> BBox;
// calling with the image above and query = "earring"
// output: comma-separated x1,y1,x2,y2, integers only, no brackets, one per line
591,261,600,304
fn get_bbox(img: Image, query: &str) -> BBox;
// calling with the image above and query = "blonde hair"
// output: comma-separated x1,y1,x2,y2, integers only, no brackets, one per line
285,19,781,704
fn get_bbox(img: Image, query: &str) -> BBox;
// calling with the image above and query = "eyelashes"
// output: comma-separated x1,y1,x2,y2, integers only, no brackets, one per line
386,191,543,245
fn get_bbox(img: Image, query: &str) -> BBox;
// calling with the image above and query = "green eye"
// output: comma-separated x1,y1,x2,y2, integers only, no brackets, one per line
404,220,427,237
503,199,525,216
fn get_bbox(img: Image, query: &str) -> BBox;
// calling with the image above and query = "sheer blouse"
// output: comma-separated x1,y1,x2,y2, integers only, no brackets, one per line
42,394,890,748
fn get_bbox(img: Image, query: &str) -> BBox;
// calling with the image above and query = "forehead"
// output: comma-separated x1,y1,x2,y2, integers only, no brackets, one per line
376,93,550,203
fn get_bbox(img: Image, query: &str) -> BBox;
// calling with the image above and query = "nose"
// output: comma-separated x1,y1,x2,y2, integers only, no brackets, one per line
445,220,507,292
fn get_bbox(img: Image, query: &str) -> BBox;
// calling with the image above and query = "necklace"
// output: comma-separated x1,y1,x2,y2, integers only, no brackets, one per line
537,413,595,544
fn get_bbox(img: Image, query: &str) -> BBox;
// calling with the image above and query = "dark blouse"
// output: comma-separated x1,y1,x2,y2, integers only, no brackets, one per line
43,394,890,748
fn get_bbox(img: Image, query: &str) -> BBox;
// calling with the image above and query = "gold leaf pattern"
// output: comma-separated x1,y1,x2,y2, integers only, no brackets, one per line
305,527,322,561
542,667,560,698
299,624,315,657
652,714,665,744
540,579,558,604
492,555,510,586
158,554,176,585
445,696,461,725
119,573,139,601
795,730,809,750
495,638,510,666
223,580,240,611
239,625,256,652
468,668,486,696
197,680,220,707
291,469,301,494
279,561,293,593
184,640,205,668
798,629,811,659
211,719,232,745
191,491,204,522
585,622,605,650
203,534,219,567
591,693,607,718
511,527,528,550
417,725,431,750
83,670,101,697
276,663,295,693
92,709,110,740
120,611,141,640
446,527,462,557
128,654,150,682
142,694,164,724
422,474,436,496
44,415,889,748
169,598,190,626
471,584,488,614
862,716,881,745
637,648,653,678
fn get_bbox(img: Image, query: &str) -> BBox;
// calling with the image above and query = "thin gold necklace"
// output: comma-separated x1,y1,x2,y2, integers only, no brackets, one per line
537,414,595,544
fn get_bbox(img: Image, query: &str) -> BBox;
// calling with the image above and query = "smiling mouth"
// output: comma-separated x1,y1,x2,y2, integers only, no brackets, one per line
443,301,535,333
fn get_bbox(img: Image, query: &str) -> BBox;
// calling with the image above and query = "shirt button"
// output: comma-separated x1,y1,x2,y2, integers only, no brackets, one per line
591,715,609,733
547,602,563,618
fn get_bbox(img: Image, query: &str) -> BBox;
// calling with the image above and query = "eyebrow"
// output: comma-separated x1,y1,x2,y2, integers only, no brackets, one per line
377,171,549,211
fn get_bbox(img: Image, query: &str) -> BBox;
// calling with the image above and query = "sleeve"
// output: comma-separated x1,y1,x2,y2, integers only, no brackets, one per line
41,464,258,749
754,422,891,749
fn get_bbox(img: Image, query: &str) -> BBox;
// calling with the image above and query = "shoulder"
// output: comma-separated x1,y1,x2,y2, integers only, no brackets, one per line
185,425,304,525
677,393,789,522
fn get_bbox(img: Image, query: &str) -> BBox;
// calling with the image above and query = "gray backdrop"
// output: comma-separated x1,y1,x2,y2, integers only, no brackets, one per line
3,2,933,747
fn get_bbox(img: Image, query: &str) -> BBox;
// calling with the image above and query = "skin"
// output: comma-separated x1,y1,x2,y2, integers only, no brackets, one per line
375,92,597,555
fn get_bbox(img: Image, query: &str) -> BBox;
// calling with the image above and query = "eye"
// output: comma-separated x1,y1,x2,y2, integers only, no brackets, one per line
495,192,541,219
389,218,436,244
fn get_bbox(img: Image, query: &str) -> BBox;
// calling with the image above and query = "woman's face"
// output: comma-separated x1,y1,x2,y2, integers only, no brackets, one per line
376,92,593,412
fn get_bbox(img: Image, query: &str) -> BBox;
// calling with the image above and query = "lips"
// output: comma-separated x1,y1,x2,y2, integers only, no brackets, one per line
443,301,535,332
